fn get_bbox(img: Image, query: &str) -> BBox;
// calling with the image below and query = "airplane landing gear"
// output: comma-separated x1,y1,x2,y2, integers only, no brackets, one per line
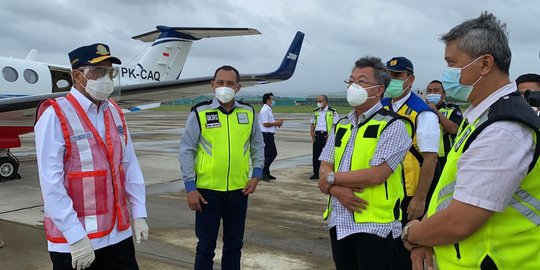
0,149,20,181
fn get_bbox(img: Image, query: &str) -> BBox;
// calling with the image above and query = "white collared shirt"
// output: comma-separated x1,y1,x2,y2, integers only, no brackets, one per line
454,82,534,212
259,104,275,133
310,106,340,132
391,91,440,153
35,88,147,252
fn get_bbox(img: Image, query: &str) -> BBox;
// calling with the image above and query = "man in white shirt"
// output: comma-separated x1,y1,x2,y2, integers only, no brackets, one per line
380,56,440,270
259,93,283,181
404,12,540,269
309,95,339,180
35,43,149,270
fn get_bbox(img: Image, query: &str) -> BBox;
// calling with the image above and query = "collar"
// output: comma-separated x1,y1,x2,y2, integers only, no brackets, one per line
210,97,241,109
392,91,412,111
463,82,516,124
69,87,109,112
436,101,447,110
262,103,272,111
319,105,328,112
347,102,383,127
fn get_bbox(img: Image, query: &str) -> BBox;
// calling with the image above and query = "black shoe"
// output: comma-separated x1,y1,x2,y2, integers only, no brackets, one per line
309,175,319,180
268,174,277,180
261,175,271,182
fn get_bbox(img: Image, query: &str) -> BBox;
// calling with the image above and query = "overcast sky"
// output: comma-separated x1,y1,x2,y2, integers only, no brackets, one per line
1,0,538,97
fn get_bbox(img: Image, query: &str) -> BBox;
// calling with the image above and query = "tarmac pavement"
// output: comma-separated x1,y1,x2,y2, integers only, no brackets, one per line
0,110,335,270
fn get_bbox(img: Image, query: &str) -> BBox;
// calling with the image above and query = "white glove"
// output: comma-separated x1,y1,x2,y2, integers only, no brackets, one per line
133,218,149,244
70,236,95,270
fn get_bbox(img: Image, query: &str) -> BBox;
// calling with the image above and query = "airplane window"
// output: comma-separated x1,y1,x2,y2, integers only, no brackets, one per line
56,79,70,89
23,69,39,84
2,66,18,82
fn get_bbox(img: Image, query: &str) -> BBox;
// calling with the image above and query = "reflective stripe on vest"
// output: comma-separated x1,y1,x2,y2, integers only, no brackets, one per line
438,107,455,158
384,103,421,196
43,95,130,243
427,117,540,269
195,104,254,191
314,108,335,133
323,112,404,223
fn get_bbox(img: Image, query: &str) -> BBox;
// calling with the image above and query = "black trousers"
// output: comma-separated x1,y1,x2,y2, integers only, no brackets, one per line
312,131,328,176
395,162,442,270
262,132,277,175
195,189,248,270
330,228,400,270
49,237,139,270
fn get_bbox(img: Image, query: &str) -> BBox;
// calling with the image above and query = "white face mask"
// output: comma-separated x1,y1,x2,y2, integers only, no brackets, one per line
215,86,235,103
317,102,324,108
347,83,378,107
83,75,114,101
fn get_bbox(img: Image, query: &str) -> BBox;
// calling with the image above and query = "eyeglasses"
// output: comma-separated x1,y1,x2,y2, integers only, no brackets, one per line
79,66,119,79
344,79,378,88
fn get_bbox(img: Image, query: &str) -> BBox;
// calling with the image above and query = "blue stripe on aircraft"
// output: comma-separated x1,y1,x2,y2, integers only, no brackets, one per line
0,94,29,99
152,38,187,47
156,25,200,41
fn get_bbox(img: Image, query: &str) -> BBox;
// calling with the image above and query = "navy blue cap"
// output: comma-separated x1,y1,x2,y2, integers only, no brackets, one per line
68,43,121,69
386,56,414,74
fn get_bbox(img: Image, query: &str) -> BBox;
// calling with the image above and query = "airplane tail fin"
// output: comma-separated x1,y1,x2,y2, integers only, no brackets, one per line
263,31,304,81
131,26,260,82
25,49,38,61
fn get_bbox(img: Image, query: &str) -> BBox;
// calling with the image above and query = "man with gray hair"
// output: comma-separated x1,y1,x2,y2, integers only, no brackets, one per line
402,12,540,269
318,56,412,269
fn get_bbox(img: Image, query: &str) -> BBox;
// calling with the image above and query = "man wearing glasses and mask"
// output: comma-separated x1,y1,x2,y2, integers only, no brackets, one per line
35,43,149,270
318,56,412,269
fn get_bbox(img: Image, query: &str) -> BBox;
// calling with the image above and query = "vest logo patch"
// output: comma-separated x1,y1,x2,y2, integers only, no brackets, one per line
237,112,249,124
117,125,124,136
71,132,93,142
205,112,221,128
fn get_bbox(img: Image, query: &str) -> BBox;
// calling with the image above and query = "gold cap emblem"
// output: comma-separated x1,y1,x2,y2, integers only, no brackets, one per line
96,44,109,56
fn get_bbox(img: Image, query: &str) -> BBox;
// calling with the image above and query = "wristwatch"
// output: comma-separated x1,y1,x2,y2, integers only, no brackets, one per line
326,172,335,185
401,221,420,247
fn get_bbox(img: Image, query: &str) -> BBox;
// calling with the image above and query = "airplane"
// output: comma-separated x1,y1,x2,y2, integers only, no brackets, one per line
0,26,305,180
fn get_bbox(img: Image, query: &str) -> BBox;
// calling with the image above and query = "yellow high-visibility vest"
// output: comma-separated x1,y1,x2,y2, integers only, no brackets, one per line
323,110,409,223
194,102,254,191
427,93,540,269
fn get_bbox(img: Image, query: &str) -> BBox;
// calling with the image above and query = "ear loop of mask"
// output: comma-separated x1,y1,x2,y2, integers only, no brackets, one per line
365,84,382,99
464,56,485,87
403,75,413,91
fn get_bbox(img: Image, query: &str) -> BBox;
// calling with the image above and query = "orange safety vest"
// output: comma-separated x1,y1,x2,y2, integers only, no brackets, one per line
38,94,130,243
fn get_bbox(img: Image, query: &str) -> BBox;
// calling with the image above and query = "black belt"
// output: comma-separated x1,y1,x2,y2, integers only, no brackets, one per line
315,131,328,134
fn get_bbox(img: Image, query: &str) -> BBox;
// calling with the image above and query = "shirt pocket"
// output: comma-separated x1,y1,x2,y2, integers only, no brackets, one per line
67,170,109,216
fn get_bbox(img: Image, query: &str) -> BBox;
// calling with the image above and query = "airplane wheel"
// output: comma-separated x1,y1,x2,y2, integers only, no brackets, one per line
0,156,18,180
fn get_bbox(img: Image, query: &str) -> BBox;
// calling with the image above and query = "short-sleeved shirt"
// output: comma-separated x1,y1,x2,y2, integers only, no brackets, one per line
391,91,440,153
454,82,534,212
310,106,340,132
259,104,275,133
319,102,412,240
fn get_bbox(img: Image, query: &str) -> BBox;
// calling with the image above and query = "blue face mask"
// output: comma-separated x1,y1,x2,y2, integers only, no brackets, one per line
442,56,483,102
385,76,411,98
426,94,442,105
